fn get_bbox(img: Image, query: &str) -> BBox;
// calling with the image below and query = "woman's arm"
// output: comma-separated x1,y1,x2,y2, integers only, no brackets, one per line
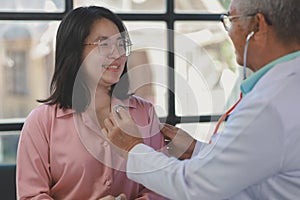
16,106,53,199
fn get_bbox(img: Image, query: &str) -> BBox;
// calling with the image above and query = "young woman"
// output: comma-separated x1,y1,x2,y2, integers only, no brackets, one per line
16,6,166,200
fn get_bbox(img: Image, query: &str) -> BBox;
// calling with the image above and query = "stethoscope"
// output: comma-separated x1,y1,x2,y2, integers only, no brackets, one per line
212,30,255,136
243,31,255,80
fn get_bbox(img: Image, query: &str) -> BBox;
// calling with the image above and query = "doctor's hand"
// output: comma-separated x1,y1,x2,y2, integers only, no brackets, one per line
160,123,196,160
102,105,144,159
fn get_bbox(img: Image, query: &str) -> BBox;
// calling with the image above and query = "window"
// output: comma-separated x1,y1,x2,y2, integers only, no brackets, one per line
0,0,65,12
0,0,243,164
5,50,28,95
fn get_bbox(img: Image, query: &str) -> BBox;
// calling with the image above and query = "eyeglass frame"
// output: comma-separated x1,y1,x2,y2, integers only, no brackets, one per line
220,13,257,31
83,38,133,57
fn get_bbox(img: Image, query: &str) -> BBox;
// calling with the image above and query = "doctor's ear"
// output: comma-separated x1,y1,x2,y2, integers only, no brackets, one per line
250,17,260,34
254,13,270,33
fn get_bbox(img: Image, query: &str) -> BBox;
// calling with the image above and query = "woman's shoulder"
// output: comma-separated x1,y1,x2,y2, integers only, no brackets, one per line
27,104,57,119
21,104,58,133
28,104,74,119
24,104,68,128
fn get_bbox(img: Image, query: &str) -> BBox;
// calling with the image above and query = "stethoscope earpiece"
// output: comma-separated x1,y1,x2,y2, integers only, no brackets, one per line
246,31,255,42
243,31,255,80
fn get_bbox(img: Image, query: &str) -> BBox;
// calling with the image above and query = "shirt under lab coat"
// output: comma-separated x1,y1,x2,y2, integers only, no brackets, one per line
127,54,300,199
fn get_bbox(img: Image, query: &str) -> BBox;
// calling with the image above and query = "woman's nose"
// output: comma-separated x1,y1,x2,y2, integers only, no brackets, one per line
108,43,121,58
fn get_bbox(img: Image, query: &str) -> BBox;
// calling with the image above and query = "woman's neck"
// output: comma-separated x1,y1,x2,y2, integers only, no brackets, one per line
87,85,112,129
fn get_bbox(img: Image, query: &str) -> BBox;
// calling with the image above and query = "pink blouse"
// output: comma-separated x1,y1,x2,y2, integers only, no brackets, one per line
16,96,167,200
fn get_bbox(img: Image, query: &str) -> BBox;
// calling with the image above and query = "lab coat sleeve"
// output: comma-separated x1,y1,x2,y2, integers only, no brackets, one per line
127,100,284,200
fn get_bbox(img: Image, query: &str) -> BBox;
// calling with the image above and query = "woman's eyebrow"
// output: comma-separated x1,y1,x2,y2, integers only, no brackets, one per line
94,36,108,42
94,36,123,42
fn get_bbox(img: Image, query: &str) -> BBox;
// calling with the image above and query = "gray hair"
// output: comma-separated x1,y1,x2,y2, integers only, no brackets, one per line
232,0,300,44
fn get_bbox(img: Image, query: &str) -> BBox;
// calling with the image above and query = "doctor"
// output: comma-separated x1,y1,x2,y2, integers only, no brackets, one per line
102,0,300,199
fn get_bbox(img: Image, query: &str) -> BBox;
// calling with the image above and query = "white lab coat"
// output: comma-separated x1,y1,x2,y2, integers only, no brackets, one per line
126,55,300,200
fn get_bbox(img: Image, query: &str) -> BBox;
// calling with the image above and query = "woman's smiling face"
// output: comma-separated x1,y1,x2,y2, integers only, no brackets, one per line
82,18,127,89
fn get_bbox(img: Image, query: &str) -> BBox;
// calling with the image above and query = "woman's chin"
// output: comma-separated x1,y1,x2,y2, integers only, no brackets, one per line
98,78,119,87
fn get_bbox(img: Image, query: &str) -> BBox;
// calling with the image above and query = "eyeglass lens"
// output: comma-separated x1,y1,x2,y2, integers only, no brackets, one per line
97,39,130,56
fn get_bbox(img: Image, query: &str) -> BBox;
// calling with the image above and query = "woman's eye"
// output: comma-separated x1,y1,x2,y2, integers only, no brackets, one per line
99,42,109,47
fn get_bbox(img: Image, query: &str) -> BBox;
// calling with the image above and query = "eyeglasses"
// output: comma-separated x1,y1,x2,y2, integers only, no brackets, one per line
220,13,256,31
84,38,132,57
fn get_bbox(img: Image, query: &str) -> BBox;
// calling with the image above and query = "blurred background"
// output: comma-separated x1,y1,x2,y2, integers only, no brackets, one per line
0,0,247,164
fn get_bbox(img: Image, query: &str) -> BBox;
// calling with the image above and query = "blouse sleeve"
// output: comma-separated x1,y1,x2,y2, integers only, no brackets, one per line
16,106,54,200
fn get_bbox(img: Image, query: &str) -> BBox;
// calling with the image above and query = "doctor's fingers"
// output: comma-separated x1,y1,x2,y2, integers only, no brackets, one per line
160,124,179,139
112,105,132,123
104,117,116,130
161,123,178,130
102,118,115,140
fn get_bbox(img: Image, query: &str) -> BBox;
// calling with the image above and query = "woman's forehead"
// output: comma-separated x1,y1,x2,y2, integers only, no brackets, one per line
89,18,121,41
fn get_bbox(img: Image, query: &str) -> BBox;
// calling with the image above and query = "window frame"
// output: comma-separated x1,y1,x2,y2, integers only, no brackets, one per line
0,0,223,132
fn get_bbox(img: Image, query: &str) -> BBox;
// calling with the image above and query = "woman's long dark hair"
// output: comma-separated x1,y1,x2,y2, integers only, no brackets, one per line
38,6,131,112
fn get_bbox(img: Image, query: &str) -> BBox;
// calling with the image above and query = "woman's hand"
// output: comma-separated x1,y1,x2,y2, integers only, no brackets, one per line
160,123,196,160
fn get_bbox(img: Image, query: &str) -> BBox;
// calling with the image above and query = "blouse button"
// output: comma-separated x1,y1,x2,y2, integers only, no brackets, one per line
105,180,112,186
103,141,108,147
